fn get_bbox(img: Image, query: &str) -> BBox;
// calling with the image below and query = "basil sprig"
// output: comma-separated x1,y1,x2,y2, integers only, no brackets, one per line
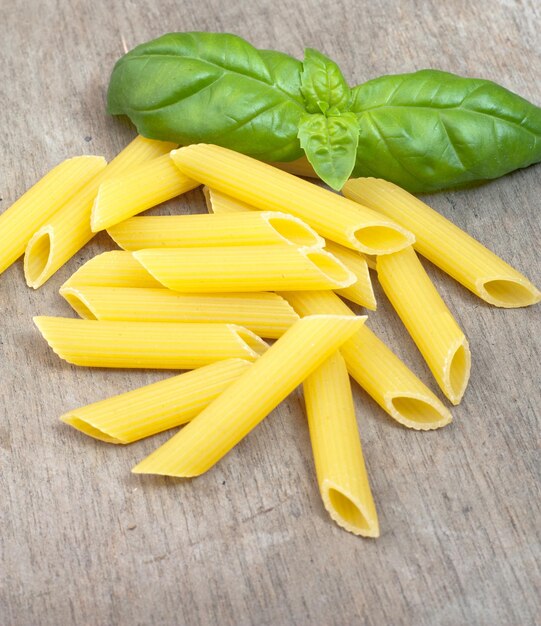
107,32,541,192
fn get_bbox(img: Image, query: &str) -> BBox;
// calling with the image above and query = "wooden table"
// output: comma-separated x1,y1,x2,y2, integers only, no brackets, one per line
1,1,540,624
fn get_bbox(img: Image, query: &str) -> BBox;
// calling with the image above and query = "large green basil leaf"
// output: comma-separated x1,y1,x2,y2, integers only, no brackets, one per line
107,32,306,162
300,48,351,114
350,69,541,192
298,112,359,190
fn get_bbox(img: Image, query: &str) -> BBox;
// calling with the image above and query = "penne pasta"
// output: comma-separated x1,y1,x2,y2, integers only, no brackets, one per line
377,247,470,405
132,314,366,477
34,317,268,369
281,291,452,430
60,287,299,338
171,144,415,255
24,136,177,288
60,251,162,290
0,156,106,275
91,153,200,232
107,211,324,250
304,351,379,537
61,358,252,444
133,245,356,292
202,185,376,309
325,241,376,310
343,177,541,308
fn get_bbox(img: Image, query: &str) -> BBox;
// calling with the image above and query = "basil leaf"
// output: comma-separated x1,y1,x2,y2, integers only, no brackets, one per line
350,69,541,192
300,48,351,114
107,32,306,162
298,112,359,190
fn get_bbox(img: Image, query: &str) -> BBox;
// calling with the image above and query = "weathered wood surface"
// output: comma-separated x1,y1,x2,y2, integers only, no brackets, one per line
1,1,540,624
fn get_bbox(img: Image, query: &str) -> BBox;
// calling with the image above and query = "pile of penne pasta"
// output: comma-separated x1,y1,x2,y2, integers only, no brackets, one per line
1,137,539,538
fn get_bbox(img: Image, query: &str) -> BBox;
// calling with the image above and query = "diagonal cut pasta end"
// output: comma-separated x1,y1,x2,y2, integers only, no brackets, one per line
350,222,415,256
59,286,99,319
476,275,541,308
321,480,380,538
33,316,71,363
61,413,125,444
262,211,325,248
443,336,471,405
24,226,55,289
89,187,106,233
302,248,357,289
226,324,269,359
385,393,452,430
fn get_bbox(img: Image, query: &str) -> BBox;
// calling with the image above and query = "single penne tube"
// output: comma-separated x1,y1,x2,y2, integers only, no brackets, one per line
34,317,268,369
281,291,452,430
91,154,200,232
171,144,414,255
0,155,106,275
325,241,376,310
107,211,324,250
377,247,471,405
132,314,366,477
61,251,162,290
133,245,356,292
24,136,177,288
343,177,541,308
203,186,255,214
61,358,252,444
59,287,299,338
304,351,379,537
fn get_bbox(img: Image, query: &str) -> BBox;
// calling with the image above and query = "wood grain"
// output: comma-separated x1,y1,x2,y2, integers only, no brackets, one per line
1,1,540,625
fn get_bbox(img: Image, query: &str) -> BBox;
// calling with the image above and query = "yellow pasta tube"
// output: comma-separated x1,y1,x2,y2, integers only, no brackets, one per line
91,154,200,232
0,156,106,275
34,317,268,369
304,351,379,537
24,136,176,288
281,291,452,430
61,251,162,290
377,247,470,405
343,177,541,308
325,241,376,310
107,211,324,250
133,245,356,292
132,314,366,477
203,186,254,214
171,144,414,255
59,287,299,339
202,186,375,309
61,358,252,444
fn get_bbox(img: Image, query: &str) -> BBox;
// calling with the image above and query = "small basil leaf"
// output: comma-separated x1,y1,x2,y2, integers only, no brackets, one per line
350,69,541,192
107,32,306,162
298,112,359,190
300,48,351,114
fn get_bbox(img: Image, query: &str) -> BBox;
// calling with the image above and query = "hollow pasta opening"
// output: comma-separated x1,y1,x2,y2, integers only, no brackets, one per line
390,395,451,428
231,327,268,358
267,214,322,248
24,228,52,287
447,342,470,405
60,288,98,320
323,485,377,537
62,414,122,444
481,278,540,308
202,186,213,212
304,250,354,287
354,225,411,254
